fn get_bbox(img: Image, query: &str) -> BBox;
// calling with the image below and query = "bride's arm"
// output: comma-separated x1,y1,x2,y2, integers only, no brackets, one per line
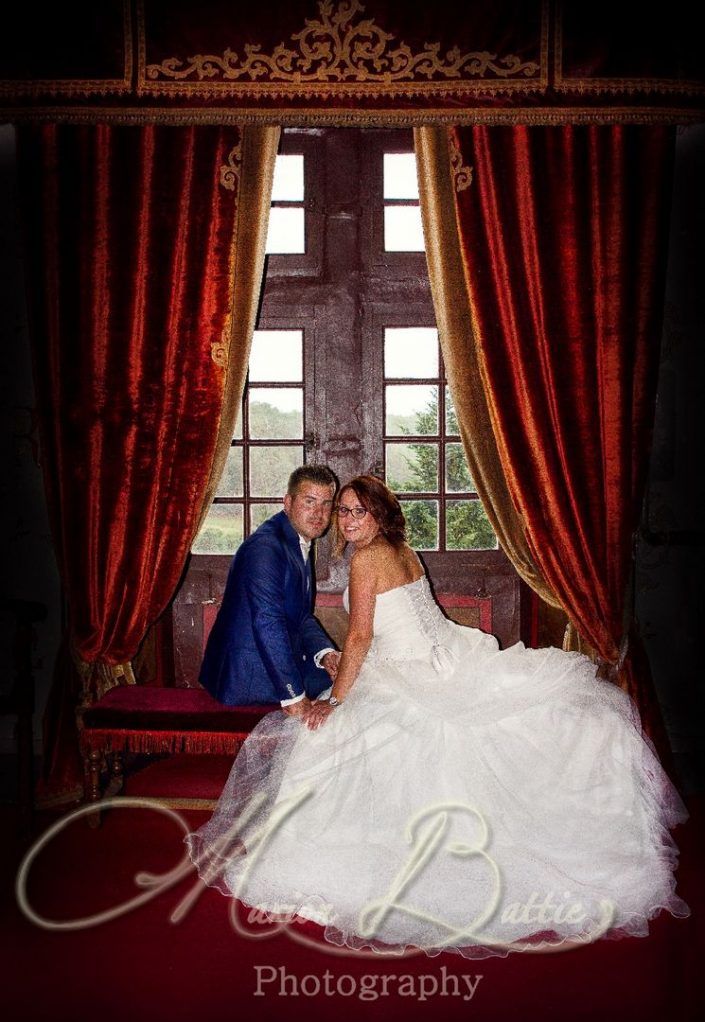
306,548,377,730
331,548,377,700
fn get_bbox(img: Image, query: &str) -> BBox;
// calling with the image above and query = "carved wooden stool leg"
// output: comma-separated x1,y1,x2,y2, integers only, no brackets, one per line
106,750,124,797
85,748,103,829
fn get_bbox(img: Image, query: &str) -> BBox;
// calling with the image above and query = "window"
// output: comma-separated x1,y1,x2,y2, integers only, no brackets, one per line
193,128,495,558
193,329,306,554
383,152,425,252
177,128,519,687
266,154,305,254
384,327,496,551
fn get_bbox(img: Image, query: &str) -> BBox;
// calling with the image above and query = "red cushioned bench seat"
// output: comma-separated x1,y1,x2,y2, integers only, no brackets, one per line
78,686,277,819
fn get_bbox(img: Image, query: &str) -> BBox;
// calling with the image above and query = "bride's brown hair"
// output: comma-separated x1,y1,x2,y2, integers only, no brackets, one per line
333,474,406,556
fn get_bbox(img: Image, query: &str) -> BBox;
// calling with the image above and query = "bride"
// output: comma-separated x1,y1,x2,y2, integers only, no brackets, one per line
184,475,690,958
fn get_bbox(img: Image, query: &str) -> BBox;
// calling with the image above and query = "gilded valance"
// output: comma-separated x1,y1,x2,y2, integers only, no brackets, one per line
2,1,703,126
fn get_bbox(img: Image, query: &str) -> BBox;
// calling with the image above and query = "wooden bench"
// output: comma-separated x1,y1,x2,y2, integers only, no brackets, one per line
78,687,275,823
79,589,493,823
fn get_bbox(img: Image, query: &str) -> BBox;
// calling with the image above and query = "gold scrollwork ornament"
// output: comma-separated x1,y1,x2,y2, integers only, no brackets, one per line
146,0,540,86
449,135,473,191
219,141,242,192
211,322,230,367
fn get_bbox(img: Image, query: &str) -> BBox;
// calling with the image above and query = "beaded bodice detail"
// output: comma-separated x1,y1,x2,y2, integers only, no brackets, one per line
343,575,456,671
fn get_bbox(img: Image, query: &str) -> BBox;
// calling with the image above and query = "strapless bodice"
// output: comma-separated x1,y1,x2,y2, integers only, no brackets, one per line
343,575,457,670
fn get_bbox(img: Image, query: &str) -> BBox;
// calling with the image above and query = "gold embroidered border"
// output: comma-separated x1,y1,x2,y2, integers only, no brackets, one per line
3,105,703,127
553,3,705,98
448,134,473,191
137,0,548,98
211,321,231,367
0,1,134,98
219,139,242,193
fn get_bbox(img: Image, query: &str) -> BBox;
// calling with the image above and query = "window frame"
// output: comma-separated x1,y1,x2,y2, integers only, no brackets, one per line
192,129,507,583
383,327,485,553
265,129,324,279
367,304,504,588
195,318,315,570
176,127,524,687
360,129,428,275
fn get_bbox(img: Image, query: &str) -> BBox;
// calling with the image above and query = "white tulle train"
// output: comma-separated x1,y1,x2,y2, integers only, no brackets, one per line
184,577,690,958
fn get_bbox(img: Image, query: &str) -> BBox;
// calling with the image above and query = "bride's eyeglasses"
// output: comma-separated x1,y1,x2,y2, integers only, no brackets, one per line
336,504,369,519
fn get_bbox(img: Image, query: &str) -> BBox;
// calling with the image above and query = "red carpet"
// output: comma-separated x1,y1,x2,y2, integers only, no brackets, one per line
3,756,704,1022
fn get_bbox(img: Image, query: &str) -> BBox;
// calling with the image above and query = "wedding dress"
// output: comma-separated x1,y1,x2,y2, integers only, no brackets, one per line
184,576,690,958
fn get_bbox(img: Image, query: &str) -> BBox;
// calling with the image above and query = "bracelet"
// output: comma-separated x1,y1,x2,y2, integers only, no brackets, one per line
328,696,343,707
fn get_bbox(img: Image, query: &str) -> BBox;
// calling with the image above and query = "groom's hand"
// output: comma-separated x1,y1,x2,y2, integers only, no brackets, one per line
321,651,341,681
306,701,335,730
282,696,312,719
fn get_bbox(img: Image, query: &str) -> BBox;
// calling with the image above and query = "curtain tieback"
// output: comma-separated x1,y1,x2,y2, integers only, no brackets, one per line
564,621,629,682
73,651,136,704
616,630,630,671
594,632,629,683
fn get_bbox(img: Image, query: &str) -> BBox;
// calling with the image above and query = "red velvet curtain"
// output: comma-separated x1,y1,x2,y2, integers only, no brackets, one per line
450,125,675,756
17,124,243,801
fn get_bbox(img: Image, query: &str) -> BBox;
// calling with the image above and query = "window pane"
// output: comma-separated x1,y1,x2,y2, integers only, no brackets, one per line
401,499,439,551
384,205,425,251
385,442,438,492
249,387,303,439
385,385,438,436
445,385,459,435
249,445,304,497
249,330,303,382
271,154,304,201
216,447,243,497
445,442,474,493
384,328,438,378
250,502,283,531
383,153,419,199
265,207,305,254
192,504,243,554
446,500,497,550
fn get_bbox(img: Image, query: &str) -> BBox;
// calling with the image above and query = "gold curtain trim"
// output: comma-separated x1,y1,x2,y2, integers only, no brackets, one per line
553,4,705,98
4,106,703,127
448,133,473,191
193,124,281,539
219,139,243,192
73,651,137,707
414,125,562,611
142,0,542,95
562,620,600,659
556,79,705,98
211,321,231,367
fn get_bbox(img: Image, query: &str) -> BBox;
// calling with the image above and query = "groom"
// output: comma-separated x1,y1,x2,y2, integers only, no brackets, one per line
200,464,340,718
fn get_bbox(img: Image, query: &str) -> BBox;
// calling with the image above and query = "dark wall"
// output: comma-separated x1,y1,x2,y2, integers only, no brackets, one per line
0,124,62,759
634,124,705,793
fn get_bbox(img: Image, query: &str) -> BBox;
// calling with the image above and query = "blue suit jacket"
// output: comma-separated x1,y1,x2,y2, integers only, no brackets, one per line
199,511,334,705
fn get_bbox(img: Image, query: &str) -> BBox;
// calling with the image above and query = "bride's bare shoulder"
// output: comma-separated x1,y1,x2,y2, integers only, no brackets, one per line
350,537,399,578
351,538,423,591
349,538,386,571
400,542,425,577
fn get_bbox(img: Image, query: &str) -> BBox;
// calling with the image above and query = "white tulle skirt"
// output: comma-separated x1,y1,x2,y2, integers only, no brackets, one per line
184,624,690,959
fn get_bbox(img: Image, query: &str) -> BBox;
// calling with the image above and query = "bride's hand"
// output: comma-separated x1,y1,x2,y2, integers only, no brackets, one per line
306,701,335,730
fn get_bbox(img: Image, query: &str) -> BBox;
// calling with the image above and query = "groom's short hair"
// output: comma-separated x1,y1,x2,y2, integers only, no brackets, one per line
287,464,338,497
